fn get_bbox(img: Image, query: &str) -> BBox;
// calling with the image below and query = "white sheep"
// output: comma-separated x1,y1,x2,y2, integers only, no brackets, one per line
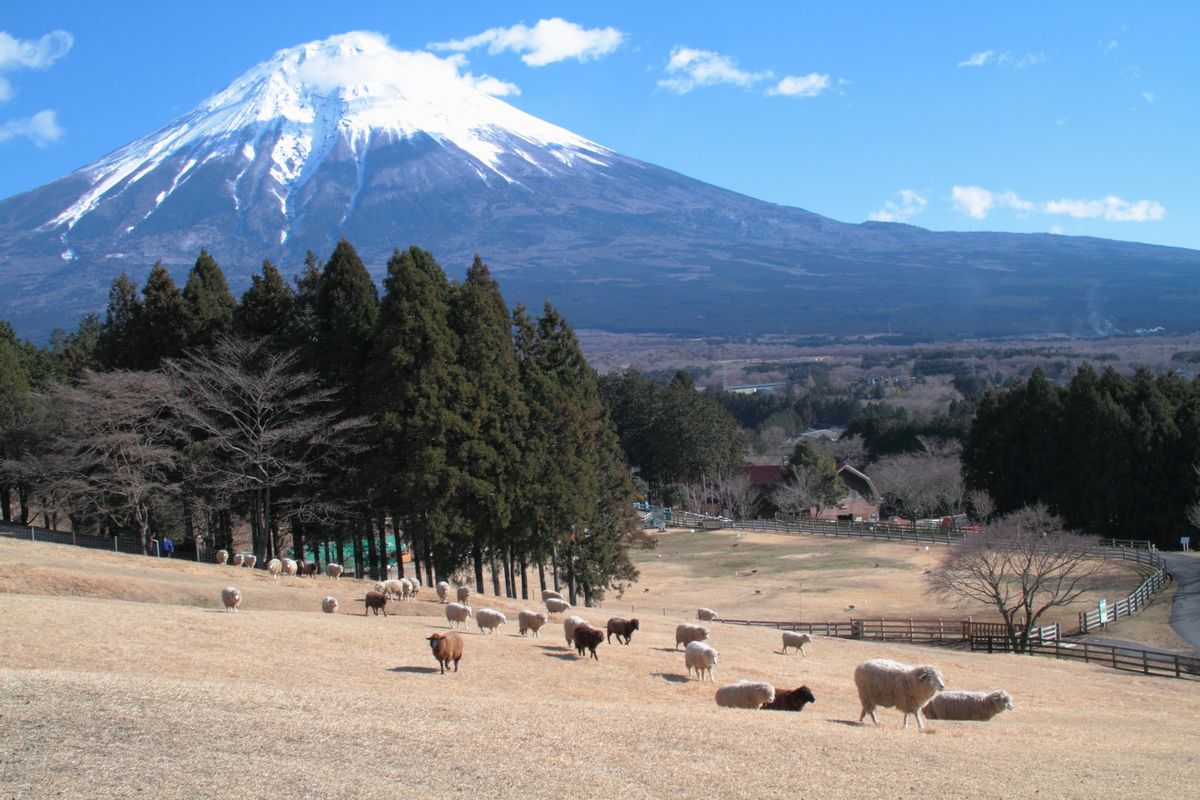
445,602,473,629
675,623,710,650
563,615,589,647
375,579,407,601
215,549,229,566
684,641,718,682
781,631,812,655
518,609,548,638
231,553,245,567
266,558,283,579
544,597,572,616
715,680,775,709
854,658,946,731
406,578,421,599
221,586,241,612
321,596,339,614
437,581,450,603
241,553,257,569
541,589,563,601
923,690,1014,722
282,558,298,576
456,585,472,604
326,563,343,580
697,607,719,622
475,608,507,635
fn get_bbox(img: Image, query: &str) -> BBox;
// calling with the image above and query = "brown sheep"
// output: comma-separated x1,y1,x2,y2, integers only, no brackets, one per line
360,591,389,616
605,617,639,645
573,624,604,660
428,632,464,674
762,685,816,712
302,561,319,577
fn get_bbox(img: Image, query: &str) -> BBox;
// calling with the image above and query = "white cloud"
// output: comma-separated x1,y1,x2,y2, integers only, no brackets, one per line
0,30,73,70
1050,224,1064,234
1142,91,1154,102
958,49,1043,69
0,109,63,146
951,186,1034,219
465,73,521,97
657,46,772,94
869,189,927,222
767,72,831,97
430,18,624,67
1043,196,1165,222
958,50,994,68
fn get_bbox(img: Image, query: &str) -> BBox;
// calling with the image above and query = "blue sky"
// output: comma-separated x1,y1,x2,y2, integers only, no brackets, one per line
2,2,1197,248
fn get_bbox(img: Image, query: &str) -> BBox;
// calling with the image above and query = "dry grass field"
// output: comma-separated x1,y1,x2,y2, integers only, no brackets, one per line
2,536,1197,799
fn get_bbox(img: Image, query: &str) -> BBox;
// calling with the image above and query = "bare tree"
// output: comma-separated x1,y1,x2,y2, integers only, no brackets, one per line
926,504,1103,651
683,481,709,514
715,472,758,520
872,452,963,526
770,466,819,518
966,488,996,523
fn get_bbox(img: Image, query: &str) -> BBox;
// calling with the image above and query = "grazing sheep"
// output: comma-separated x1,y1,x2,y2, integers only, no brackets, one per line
302,561,318,577
428,632,464,674
241,554,257,569
267,558,283,579
715,680,776,709
282,558,298,577
456,585,472,604
475,608,507,635
406,579,420,599
445,602,473,629
361,591,389,616
697,607,719,622
781,631,812,655
375,579,407,601
854,658,945,731
573,624,604,660
563,615,589,647
544,597,572,616
762,686,816,712
518,610,548,637
231,553,245,567
321,596,339,614
220,586,241,612
923,690,1014,722
541,589,563,601
675,623,710,650
215,549,229,566
326,563,343,580
605,617,639,645
684,641,718,682
436,581,450,603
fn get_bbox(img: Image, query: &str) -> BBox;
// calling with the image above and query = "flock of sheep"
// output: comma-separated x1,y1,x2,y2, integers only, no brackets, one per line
215,555,1014,727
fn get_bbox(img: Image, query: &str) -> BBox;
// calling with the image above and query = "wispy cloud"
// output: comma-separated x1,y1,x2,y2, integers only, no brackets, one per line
767,72,831,98
658,47,772,94
1141,91,1154,103
869,189,927,223
0,109,63,147
957,49,1044,69
952,185,1164,223
430,18,624,67
958,50,994,68
951,186,1033,219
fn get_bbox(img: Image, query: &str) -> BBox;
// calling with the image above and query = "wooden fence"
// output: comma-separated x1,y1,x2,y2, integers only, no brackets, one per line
970,637,1200,681
1077,562,1171,634
719,616,1060,645
733,517,966,544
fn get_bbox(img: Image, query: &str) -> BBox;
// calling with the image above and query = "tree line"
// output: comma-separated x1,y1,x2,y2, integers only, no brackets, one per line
0,242,638,605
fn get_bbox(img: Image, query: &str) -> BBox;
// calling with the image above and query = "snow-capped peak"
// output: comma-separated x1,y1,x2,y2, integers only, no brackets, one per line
47,31,611,230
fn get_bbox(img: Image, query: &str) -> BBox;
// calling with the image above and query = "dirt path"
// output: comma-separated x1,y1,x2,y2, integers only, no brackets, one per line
1164,552,1200,650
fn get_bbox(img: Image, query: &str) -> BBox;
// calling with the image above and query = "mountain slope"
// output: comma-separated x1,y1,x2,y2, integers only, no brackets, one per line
2,31,1198,340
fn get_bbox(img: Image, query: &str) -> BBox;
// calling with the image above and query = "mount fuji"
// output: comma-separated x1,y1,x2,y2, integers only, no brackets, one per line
2,31,1199,340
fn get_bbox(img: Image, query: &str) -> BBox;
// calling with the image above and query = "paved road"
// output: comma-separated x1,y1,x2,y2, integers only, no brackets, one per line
1164,552,1200,652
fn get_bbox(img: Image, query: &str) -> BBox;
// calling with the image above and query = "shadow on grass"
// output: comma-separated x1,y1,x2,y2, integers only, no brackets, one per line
541,651,578,662
653,647,681,653
652,672,689,683
388,666,440,674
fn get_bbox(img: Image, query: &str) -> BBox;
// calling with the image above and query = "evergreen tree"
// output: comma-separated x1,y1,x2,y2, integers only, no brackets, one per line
315,240,378,406
137,262,189,368
787,441,846,516
234,259,294,345
182,249,235,351
96,273,142,370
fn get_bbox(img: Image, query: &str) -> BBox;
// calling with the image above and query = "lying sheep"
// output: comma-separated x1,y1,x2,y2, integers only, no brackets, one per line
563,615,589,647
697,607,719,622
541,589,563,601
476,608,507,635
923,690,1013,722
854,658,945,731
606,617,639,645
518,610,548,638
445,602,473,629
428,632,464,674
360,591,389,616
241,554,257,569
375,579,407,601
326,563,343,580
215,549,229,566
684,641,718,682
762,685,816,712
456,585,472,604
221,586,241,612
715,680,775,709
436,581,450,603
544,597,572,616
321,596,339,614
781,631,812,655
573,624,604,660
675,623,710,650
267,558,283,579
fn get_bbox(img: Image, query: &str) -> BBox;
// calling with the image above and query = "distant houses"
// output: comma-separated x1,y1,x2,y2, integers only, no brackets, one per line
745,460,883,523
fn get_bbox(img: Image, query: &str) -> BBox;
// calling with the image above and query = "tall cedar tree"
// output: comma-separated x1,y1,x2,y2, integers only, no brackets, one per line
368,246,467,580
447,255,529,592
97,273,142,370
136,262,189,368
182,249,235,351
233,260,295,346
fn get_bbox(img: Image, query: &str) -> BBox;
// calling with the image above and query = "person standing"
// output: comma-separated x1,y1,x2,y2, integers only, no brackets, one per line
162,536,174,558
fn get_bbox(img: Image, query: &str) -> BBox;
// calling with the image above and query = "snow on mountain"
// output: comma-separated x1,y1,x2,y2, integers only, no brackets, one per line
45,31,611,234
